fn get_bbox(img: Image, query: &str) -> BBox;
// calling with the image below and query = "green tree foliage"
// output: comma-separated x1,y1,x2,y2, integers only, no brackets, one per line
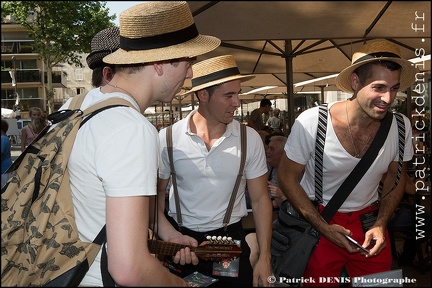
2,1,115,113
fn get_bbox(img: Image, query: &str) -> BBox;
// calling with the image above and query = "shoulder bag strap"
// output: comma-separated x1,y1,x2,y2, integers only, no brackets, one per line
223,123,247,230
320,111,394,222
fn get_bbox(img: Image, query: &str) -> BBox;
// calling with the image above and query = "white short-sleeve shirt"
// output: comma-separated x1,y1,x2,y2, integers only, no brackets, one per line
61,87,159,286
285,102,413,212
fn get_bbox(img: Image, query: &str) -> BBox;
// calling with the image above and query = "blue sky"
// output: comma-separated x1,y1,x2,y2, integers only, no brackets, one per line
105,1,142,26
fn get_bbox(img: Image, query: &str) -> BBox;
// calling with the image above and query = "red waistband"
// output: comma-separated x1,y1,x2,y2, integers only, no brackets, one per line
318,202,379,216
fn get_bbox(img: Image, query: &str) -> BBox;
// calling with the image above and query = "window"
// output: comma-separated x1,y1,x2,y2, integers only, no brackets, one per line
75,68,84,81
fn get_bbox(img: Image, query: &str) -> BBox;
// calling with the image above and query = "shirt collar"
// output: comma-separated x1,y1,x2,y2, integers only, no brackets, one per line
184,108,241,138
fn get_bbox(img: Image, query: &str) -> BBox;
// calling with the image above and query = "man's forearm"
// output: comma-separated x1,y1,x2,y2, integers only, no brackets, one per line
253,200,273,256
375,173,406,228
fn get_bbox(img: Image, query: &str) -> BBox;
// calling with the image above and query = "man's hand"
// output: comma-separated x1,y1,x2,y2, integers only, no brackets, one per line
168,235,200,265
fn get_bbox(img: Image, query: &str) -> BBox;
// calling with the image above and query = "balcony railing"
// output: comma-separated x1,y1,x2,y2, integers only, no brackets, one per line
44,71,65,85
1,41,35,54
1,69,64,85
1,69,41,83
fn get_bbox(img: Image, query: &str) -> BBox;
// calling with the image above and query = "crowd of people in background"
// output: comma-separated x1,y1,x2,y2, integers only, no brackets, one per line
20,106,46,152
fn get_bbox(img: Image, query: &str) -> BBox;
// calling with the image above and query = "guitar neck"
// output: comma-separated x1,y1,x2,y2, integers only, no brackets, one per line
147,237,242,261
148,239,188,256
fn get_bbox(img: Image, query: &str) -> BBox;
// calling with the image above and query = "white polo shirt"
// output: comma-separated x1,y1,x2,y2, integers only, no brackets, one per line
159,110,268,232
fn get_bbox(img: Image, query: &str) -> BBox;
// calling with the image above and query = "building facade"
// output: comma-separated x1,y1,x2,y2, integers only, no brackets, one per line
1,14,93,118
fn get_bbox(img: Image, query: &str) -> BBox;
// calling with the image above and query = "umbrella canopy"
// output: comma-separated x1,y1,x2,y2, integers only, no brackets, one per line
178,1,431,127
186,1,430,93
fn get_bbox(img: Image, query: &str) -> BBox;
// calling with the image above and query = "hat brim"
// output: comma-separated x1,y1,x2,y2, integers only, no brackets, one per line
103,35,220,65
335,57,418,93
86,51,112,70
180,74,256,96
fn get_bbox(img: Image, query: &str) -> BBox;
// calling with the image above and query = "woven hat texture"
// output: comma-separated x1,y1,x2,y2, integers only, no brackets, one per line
103,1,220,65
336,40,418,93
86,27,120,70
182,55,255,95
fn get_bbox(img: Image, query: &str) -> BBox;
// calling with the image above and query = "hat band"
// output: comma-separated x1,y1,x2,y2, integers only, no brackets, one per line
192,67,240,87
353,52,400,64
88,49,115,57
120,24,199,51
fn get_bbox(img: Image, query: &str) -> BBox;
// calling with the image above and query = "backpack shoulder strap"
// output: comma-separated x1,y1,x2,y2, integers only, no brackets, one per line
69,93,87,109
82,98,138,116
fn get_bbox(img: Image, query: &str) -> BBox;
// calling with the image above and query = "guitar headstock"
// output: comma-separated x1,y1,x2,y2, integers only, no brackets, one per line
194,235,242,261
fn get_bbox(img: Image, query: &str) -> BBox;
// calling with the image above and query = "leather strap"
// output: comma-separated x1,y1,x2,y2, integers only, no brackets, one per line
223,124,247,230
166,125,183,229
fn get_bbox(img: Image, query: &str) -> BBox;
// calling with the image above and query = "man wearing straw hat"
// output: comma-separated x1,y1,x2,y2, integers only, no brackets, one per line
278,40,417,285
63,2,220,286
157,55,273,287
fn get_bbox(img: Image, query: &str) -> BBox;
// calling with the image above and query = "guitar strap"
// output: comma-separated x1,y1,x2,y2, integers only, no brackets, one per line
167,124,247,231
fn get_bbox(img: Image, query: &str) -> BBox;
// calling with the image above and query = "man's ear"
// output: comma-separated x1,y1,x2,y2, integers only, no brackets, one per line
196,89,209,103
102,66,115,84
153,62,164,76
351,73,360,91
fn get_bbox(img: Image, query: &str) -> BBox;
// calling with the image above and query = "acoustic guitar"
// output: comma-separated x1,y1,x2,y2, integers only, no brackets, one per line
148,235,242,262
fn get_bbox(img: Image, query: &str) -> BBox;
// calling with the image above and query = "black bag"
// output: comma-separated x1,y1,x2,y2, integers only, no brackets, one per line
271,201,319,280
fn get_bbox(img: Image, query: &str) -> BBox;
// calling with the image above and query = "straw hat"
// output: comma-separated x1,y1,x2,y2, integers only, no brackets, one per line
86,27,120,70
103,2,220,65
181,55,255,95
335,40,417,93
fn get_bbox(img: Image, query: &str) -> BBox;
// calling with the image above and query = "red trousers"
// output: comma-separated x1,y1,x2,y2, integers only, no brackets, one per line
303,204,392,287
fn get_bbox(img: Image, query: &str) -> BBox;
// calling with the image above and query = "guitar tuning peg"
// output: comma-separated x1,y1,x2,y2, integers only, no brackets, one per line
222,236,227,243
206,235,211,241
217,236,222,243
227,236,232,243
212,235,217,242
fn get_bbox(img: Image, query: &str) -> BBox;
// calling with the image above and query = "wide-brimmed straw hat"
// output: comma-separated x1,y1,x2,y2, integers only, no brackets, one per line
335,40,417,93
181,55,255,95
86,27,120,70
103,2,220,65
